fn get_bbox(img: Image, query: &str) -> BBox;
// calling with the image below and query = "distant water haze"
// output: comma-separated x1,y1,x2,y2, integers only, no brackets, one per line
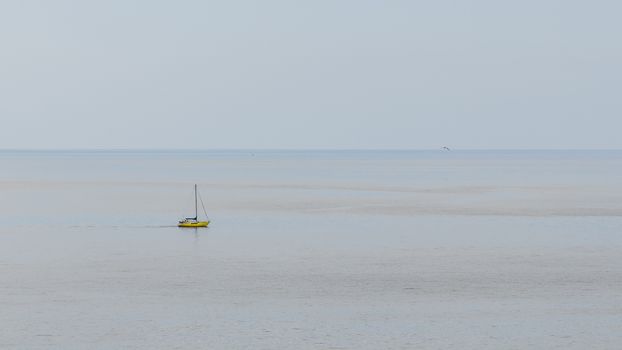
1,150,621,349
1,150,621,225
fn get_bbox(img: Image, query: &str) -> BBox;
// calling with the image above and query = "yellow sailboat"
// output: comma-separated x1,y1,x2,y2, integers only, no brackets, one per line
178,184,210,228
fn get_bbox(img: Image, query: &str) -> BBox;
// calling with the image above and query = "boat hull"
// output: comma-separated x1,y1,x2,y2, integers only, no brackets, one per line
178,221,210,228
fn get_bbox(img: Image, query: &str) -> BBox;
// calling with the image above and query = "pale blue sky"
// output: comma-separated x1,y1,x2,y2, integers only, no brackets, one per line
1,0,620,149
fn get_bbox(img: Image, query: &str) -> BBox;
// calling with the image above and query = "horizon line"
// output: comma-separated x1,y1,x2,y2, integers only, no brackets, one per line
1,148,621,152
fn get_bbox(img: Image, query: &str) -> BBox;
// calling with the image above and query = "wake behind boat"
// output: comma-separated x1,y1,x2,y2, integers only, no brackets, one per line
178,184,210,228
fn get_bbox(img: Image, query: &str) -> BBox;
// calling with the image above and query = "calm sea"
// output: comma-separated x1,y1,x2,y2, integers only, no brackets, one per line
1,150,621,349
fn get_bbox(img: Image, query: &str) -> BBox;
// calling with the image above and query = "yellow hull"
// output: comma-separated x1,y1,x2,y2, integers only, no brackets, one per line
178,221,210,228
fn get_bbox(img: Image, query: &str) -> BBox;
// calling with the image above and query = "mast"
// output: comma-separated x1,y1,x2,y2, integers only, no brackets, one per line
194,184,198,220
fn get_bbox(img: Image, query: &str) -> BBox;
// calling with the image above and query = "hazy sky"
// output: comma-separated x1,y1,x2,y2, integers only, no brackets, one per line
1,1,620,149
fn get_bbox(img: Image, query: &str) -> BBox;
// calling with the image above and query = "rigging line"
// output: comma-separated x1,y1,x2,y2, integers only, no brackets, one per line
198,191,209,219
